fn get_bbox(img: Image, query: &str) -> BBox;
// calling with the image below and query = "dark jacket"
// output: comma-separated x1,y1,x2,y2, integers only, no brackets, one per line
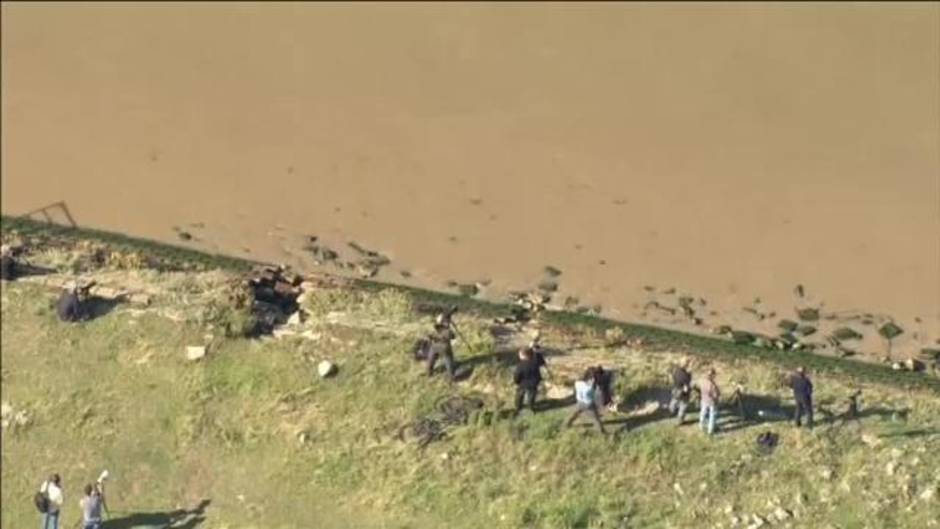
56,291,84,322
428,327,455,355
514,355,546,389
789,374,813,402
672,367,692,396
0,255,15,281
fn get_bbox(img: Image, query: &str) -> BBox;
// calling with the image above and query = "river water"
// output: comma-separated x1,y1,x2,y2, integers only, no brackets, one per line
3,3,938,352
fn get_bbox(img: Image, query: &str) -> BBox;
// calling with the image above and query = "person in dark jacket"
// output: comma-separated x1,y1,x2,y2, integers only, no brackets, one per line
513,347,547,415
0,244,17,281
668,358,693,425
592,365,615,410
426,322,457,380
56,282,89,323
788,366,814,429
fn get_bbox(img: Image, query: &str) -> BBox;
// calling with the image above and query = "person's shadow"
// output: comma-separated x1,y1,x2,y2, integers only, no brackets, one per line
102,499,210,529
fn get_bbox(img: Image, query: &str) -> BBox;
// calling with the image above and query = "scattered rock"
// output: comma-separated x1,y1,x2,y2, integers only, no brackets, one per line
878,322,904,340
400,270,412,278
186,345,207,361
537,280,558,293
921,348,940,360
177,231,193,241
796,308,820,322
777,319,799,332
794,284,805,298
886,461,898,476
317,360,337,378
543,266,562,277
831,327,862,341
796,325,817,337
663,287,676,295
712,325,733,335
920,486,937,502
287,310,305,326
772,507,792,521
456,283,479,297
730,331,755,345
905,358,926,372
861,433,882,448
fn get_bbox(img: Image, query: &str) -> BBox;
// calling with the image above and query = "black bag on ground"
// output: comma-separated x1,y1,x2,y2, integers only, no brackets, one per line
34,490,49,513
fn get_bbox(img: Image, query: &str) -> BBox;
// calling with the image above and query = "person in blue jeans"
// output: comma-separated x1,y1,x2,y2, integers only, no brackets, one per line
39,474,63,529
697,368,721,435
79,483,104,529
565,368,608,434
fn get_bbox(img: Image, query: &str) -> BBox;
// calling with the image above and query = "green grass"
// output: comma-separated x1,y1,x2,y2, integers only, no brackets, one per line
3,272,939,528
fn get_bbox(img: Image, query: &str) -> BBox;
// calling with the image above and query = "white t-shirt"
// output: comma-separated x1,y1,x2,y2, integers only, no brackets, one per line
40,481,64,513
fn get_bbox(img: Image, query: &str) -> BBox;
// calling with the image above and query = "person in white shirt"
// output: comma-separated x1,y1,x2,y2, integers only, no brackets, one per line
565,368,608,434
39,473,64,529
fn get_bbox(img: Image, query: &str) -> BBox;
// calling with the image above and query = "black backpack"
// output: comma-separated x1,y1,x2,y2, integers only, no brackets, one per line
34,490,49,513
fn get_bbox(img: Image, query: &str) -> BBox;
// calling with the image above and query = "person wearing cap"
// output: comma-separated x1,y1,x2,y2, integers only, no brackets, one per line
696,368,721,435
39,473,64,529
668,358,693,425
56,281,88,323
788,366,814,429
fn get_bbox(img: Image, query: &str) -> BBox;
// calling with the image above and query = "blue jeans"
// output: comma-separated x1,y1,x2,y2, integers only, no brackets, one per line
41,511,59,529
699,403,718,435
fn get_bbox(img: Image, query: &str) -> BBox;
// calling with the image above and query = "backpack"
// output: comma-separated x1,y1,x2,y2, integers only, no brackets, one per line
34,490,49,513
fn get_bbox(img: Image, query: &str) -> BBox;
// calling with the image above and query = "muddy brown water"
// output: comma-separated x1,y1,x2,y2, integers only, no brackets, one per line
3,4,939,353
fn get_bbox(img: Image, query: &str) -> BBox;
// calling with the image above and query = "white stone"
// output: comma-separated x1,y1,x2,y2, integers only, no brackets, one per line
318,360,337,378
921,487,937,502
886,462,898,476
1,402,12,418
186,346,207,361
287,310,305,326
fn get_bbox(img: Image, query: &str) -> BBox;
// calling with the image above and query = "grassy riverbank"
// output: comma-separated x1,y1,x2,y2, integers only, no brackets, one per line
2,216,938,529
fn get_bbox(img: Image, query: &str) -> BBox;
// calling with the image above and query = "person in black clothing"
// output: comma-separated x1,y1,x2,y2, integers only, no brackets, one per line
0,245,17,281
513,347,547,415
592,365,615,410
427,322,457,380
668,358,693,425
56,282,91,323
788,366,814,429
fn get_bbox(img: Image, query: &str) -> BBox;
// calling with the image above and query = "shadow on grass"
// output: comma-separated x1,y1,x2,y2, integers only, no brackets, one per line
103,499,210,529
83,296,126,320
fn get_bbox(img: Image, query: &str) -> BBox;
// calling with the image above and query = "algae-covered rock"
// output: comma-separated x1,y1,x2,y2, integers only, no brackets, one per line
796,308,820,322
796,325,817,337
731,331,755,345
878,322,904,340
777,319,799,332
832,327,862,341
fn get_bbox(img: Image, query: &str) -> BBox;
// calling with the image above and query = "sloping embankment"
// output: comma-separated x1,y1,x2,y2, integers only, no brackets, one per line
3,214,937,394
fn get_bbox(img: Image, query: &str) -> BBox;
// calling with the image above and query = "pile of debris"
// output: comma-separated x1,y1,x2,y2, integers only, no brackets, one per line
247,265,304,334
397,395,485,449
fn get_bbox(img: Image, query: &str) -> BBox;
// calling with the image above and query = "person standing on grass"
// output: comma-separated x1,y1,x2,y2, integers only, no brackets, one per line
427,318,457,381
79,483,104,529
39,474,64,529
668,357,693,425
566,368,607,434
513,347,546,416
788,366,814,429
697,368,721,435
